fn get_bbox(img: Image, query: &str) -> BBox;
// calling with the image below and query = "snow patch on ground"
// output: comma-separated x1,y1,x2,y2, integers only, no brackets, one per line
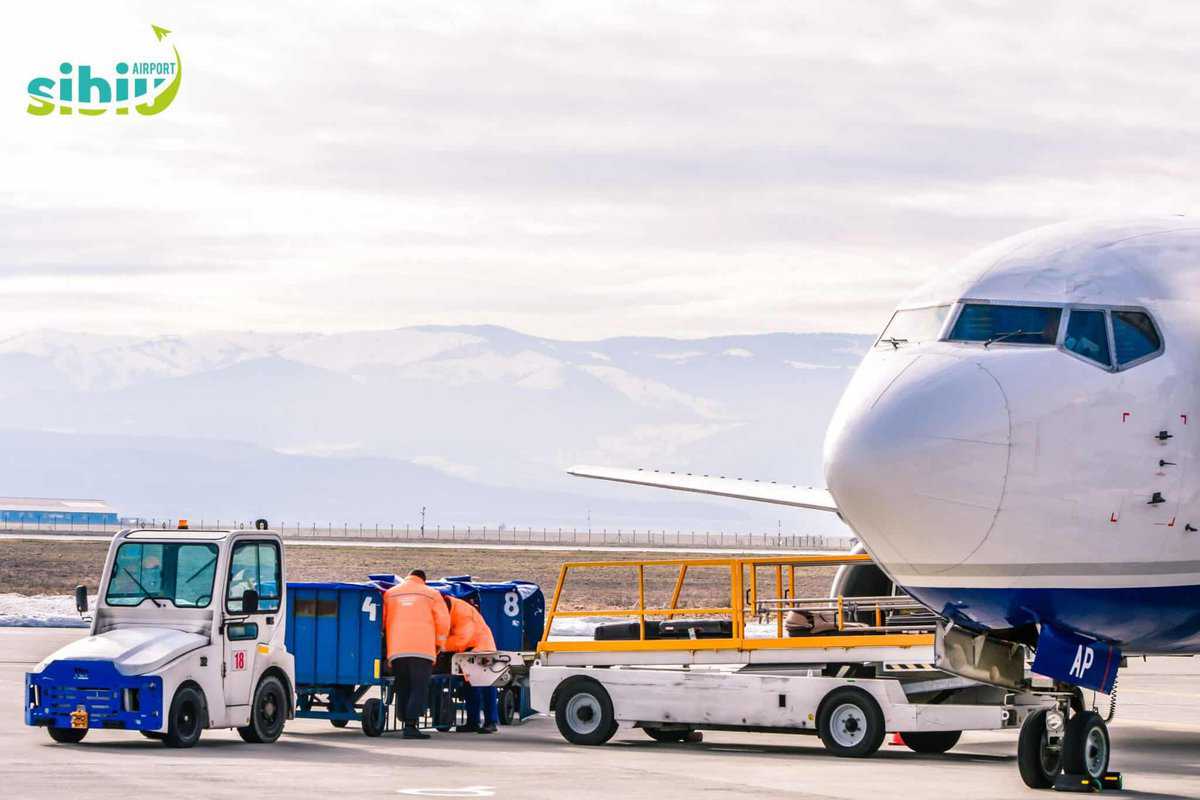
0,593,88,628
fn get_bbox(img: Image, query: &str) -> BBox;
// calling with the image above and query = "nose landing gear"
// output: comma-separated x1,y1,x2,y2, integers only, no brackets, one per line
1017,701,1117,792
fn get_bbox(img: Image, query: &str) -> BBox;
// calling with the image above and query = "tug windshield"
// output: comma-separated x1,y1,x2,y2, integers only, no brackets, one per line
105,542,219,608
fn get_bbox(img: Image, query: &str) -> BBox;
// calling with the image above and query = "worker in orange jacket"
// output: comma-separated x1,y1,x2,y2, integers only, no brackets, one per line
383,569,451,739
442,594,500,733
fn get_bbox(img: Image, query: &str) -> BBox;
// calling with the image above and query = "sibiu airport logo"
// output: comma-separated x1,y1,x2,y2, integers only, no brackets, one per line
26,24,181,116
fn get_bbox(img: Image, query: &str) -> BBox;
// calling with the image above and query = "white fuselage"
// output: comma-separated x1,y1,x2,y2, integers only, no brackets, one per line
823,218,1200,653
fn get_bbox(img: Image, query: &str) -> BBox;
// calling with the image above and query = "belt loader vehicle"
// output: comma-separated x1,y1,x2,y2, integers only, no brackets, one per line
25,527,296,747
527,554,1051,757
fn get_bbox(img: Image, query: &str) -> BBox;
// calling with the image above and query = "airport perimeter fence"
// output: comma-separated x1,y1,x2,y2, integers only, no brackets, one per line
0,518,853,551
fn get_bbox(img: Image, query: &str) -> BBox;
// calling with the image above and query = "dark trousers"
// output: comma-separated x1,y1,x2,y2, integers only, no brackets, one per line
391,656,433,725
465,686,499,727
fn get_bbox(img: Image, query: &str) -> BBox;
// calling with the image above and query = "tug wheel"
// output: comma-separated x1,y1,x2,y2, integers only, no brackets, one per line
238,675,287,743
47,726,87,744
164,685,206,748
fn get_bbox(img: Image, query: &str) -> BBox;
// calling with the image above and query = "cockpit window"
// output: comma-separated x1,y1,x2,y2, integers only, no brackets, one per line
1112,311,1161,365
1064,309,1111,367
876,305,950,348
948,304,1062,346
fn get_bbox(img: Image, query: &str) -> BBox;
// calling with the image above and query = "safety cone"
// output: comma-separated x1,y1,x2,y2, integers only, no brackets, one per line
889,733,905,746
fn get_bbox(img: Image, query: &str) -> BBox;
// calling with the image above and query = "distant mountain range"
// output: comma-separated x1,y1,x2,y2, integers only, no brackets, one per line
0,326,871,534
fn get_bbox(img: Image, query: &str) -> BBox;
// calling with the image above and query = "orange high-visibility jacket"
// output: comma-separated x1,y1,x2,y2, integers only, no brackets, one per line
383,575,451,661
443,595,497,653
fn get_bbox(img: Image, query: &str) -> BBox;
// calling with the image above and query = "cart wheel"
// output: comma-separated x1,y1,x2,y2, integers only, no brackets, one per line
330,719,349,729
554,678,617,746
1062,711,1109,781
817,687,885,758
902,730,961,754
1017,709,1062,789
499,687,518,726
361,698,385,737
47,726,87,744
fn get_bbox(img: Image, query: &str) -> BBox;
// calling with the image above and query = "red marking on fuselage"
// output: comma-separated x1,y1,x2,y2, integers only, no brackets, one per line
1099,646,1116,694
1110,512,1119,523
1122,412,1132,423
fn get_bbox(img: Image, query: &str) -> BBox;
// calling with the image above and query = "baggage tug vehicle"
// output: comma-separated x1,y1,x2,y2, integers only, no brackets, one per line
25,527,296,747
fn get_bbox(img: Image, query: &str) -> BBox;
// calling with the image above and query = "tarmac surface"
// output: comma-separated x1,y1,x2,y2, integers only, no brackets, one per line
4,628,1199,799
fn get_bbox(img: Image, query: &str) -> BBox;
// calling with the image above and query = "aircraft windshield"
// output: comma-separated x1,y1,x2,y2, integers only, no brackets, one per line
949,304,1062,346
105,541,219,608
876,305,951,347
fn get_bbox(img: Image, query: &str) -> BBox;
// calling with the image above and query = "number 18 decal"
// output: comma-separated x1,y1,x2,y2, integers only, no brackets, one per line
232,650,246,671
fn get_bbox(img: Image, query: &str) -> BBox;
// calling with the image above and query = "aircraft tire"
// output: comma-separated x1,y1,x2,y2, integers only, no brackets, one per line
1017,709,1060,789
1062,711,1110,781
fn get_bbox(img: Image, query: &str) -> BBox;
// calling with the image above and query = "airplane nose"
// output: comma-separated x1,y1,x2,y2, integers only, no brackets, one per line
824,354,1010,575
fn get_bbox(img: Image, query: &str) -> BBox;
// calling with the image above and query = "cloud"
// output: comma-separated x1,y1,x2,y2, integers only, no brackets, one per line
4,1,1200,339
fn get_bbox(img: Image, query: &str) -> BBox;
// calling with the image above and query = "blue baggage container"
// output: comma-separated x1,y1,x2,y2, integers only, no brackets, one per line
286,582,385,686
369,574,545,650
286,581,392,735
430,577,546,651
367,574,543,725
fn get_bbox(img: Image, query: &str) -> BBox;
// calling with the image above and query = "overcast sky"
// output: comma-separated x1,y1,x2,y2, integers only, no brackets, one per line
4,1,1200,340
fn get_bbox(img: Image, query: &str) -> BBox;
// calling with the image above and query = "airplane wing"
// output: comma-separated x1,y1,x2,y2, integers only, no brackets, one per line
567,465,839,513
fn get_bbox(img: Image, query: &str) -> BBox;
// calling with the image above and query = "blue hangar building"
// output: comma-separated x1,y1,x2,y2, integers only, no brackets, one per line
0,497,119,526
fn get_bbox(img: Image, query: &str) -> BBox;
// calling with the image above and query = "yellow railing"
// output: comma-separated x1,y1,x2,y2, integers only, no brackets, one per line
538,553,934,654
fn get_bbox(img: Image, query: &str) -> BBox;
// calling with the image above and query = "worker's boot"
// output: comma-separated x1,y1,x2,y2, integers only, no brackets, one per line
477,723,498,734
402,723,430,740
455,723,479,733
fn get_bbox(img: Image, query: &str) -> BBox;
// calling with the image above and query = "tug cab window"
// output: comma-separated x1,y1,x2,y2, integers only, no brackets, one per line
876,305,950,347
1064,309,1111,367
949,304,1062,345
226,541,282,613
1112,311,1161,366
